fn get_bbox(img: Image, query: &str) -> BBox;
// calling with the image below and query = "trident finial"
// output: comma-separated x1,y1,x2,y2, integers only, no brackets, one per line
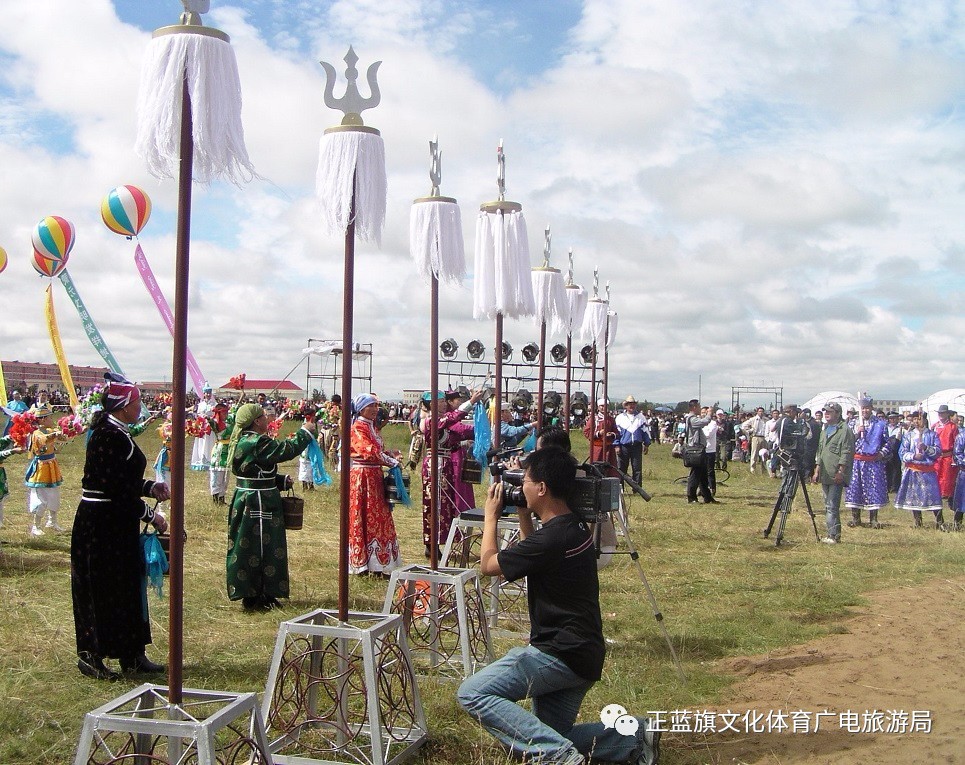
428,136,442,197
566,248,575,285
179,0,209,24
320,46,382,127
592,267,599,298
542,226,552,267
497,140,506,201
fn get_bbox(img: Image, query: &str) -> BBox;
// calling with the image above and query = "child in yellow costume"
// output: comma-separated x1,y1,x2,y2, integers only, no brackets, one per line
24,404,67,535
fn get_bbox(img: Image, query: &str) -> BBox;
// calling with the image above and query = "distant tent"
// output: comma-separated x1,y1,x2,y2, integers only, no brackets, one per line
917,389,965,424
799,390,860,415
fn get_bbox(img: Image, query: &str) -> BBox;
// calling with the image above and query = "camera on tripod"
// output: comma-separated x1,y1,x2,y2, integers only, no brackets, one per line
776,417,808,469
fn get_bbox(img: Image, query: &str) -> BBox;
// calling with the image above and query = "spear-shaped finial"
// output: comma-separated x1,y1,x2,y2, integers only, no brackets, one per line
542,226,552,268
605,281,610,303
497,140,506,201
566,248,575,286
592,266,599,298
429,135,441,197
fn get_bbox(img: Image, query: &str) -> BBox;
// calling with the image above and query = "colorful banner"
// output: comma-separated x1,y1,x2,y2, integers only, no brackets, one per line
133,243,206,393
58,270,125,376
44,284,80,410
0,361,7,406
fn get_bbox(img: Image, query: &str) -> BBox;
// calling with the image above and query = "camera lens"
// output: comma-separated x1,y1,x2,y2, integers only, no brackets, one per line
503,486,527,508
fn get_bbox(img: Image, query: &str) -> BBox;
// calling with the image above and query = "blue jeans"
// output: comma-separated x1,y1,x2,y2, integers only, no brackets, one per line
823,482,844,540
458,645,651,764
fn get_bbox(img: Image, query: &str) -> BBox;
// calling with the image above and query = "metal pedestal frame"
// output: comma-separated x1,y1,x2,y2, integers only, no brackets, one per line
440,513,529,632
74,684,272,765
261,609,427,765
383,564,493,679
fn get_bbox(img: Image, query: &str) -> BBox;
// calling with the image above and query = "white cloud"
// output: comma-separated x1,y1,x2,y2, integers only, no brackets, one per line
0,0,963,409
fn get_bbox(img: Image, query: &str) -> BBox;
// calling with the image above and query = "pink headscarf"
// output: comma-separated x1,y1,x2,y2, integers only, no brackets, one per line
103,372,140,412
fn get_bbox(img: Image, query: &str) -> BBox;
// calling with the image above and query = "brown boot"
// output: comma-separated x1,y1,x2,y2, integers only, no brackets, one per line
847,509,863,528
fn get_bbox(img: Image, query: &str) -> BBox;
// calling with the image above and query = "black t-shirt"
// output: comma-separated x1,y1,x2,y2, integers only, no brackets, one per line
498,512,606,680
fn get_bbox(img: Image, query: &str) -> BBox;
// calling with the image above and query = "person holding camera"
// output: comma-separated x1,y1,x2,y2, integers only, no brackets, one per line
457,447,660,765
684,399,715,504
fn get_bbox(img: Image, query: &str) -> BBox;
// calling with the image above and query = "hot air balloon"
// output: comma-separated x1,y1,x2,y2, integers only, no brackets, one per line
102,185,152,237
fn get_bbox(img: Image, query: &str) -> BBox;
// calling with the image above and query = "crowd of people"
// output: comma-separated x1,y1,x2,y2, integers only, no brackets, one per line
0,380,958,765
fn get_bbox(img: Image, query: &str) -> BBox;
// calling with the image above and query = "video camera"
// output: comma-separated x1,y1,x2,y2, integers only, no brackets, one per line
490,462,621,523
777,416,808,468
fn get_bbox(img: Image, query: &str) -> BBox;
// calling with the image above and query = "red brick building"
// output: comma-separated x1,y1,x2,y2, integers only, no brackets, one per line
1,359,109,396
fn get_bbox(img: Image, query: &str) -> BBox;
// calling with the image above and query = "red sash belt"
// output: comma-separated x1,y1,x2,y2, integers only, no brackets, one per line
906,463,935,472
940,450,953,457
854,453,878,461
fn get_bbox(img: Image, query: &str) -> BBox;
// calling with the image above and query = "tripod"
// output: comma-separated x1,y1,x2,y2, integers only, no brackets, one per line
582,462,686,684
763,453,821,546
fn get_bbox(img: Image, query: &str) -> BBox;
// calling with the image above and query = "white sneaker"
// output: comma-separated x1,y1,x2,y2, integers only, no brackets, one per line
45,521,65,532
30,526,44,537
821,536,839,544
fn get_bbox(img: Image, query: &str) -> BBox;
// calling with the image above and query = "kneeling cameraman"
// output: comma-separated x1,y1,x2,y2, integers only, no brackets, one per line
457,446,659,765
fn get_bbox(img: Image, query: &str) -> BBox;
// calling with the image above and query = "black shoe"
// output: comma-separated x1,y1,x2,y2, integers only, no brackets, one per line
265,597,284,610
121,653,167,674
704,499,721,504
78,653,119,681
243,596,267,611
687,499,697,504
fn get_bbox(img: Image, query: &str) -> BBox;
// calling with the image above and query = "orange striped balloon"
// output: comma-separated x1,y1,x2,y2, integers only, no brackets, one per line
102,185,152,237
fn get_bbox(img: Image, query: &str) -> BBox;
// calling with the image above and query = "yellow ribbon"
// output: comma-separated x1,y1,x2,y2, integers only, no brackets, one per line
0,360,7,406
44,283,79,410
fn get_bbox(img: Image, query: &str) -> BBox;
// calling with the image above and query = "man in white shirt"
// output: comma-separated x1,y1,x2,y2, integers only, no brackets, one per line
702,408,719,496
740,407,768,474
615,395,651,485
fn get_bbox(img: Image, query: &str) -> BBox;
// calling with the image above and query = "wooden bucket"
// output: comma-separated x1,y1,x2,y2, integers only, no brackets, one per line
460,457,483,484
281,495,304,530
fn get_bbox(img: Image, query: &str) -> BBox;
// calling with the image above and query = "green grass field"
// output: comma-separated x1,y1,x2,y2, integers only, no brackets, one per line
0,423,962,764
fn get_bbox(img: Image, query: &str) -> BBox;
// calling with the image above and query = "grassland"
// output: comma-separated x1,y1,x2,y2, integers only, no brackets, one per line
0,423,962,763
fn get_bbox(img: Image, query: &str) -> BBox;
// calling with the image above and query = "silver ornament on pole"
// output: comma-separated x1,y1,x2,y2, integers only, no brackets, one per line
387,139,492,679
562,247,587,430
76,4,270,763
316,47,387,243
474,141,533,449
260,48,427,765
531,225,566,427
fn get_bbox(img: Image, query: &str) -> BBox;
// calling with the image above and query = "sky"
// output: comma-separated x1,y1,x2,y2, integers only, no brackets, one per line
1,0,963,409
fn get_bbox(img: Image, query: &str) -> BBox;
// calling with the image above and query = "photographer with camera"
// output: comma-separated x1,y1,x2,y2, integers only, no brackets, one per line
458,447,659,765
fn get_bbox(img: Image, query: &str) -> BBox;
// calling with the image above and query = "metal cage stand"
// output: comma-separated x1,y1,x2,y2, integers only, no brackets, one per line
383,565,493,678
74,684,273,765
261,610,427,765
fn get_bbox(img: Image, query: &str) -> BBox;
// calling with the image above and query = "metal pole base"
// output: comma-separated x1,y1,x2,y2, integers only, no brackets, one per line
74,684,273,765
383,564,494,678
439,510,529,634
262,610,427,765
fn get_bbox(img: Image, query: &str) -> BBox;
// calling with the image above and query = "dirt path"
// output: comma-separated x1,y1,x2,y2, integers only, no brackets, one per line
674,575,964,764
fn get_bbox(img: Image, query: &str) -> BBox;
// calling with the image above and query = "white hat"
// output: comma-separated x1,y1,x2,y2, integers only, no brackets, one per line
716,409,725,415
597,398,606,405
500,402,511,411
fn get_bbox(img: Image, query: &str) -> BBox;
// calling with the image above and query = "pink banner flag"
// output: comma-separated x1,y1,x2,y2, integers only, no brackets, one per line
134,243,206,393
